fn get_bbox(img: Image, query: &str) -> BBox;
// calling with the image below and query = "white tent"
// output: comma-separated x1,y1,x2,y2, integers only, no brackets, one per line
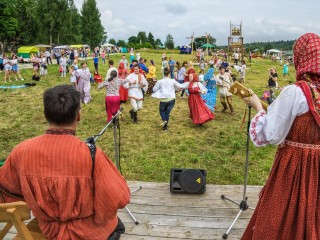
101,43,115,47
266,49,281,55
53,45,69,50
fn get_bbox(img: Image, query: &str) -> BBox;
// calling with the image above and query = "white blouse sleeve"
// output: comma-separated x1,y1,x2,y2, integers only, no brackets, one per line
250,85,309,147
198,82,208,94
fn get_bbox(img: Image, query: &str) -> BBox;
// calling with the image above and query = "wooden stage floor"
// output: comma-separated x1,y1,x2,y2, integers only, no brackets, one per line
1,181,262,240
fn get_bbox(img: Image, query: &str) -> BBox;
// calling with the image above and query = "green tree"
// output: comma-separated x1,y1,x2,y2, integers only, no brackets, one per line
207,34,216,45
137,31,147,44
68,0,82,44
128,36,138,44
81,0,104,48
0,0,19,49
142,42,153,49
155,38,163,47
147,32,155,48
15,0,38,45
164,34,174,49
117,40,126,47
108,38,116,45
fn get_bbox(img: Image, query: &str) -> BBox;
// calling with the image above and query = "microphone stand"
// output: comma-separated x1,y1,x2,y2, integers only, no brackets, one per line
85,107,140,225
220,105,254,239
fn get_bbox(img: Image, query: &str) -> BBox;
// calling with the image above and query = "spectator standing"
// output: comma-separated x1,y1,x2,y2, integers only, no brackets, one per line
240,60,246,83
45,49,52,64
60,54,67,78
119,55,128,69
40,54,48,79
233,51,239,65
101,51,106,65
93,54,99,72
76,62,91,104
168,57,175,79
136,51,140,62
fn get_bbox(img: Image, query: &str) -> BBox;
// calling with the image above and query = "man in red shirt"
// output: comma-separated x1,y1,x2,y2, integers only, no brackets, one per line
0,85,130,240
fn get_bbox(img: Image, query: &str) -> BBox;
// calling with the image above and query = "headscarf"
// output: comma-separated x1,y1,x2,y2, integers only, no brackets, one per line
184,68,195,82
118,62,125,75
294,33,320,126
118,62,126,79
204,67,214,81
189,73,199,82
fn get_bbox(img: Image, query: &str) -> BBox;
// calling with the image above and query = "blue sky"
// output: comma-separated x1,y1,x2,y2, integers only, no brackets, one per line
75,0,320,46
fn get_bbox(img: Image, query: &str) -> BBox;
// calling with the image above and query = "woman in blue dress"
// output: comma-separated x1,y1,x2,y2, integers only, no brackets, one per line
201,64,217,112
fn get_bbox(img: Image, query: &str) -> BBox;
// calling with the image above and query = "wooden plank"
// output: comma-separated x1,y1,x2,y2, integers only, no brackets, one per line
118,212,250,229
127,181,262,192
120,226,245,240
128,195,258,208
119,204,254,218
0,183,261,240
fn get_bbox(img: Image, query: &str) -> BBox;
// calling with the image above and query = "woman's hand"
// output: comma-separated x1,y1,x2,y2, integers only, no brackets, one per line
242,93,263,112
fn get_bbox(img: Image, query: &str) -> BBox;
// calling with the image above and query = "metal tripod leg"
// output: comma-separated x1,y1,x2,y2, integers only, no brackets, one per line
223,209,243,239
113,117,140,225
125,206,139,225
125,186,142,225
221,106,254,239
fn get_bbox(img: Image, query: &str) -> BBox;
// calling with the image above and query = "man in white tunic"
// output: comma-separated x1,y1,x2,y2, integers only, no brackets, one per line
125,64,148,122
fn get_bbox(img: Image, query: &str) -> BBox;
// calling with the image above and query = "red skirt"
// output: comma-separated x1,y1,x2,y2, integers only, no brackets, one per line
105,96,120,122
188,94,215,124
119,86,128,102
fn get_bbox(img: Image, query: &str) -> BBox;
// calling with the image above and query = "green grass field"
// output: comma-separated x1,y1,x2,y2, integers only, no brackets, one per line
0,51,295,185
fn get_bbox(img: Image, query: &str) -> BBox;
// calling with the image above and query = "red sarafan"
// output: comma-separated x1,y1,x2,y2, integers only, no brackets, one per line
242,33,320,240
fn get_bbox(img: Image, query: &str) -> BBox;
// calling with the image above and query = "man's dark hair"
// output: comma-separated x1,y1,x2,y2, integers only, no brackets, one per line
163,67,171,76
139,58,144,62
219,65,225,70
108,59,114,65
44,85,80,125
133,64,140,69
132,60,138,64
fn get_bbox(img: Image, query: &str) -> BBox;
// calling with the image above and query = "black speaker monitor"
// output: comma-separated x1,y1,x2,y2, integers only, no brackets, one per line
170,168,206,194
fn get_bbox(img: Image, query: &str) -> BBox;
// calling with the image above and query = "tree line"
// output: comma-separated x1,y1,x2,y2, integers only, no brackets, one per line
243,40,296,53
108,33,217,50
0,0,104,50
107,32,174,50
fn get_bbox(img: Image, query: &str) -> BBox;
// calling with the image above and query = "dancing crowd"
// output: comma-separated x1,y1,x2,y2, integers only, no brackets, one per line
1,33,320,240
80,52,250,131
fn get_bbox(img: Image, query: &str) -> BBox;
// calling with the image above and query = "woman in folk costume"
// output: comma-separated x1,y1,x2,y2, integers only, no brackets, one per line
242,33,320,240
187,73,215,125
98,70,128,122
183,63,196,97
146,59,157,94
118,62,129,103
76,62,91,104
201,64,217,112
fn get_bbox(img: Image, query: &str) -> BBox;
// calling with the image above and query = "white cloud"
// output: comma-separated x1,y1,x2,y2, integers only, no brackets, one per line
74,0,320,46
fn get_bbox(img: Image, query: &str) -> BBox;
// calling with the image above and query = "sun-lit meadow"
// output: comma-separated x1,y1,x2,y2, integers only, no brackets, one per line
0,50,295,185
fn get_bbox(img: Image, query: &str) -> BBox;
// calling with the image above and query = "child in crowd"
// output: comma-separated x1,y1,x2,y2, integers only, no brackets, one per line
69,66,77,87
94,71,103,83
40,54,48,79
282,60,289,80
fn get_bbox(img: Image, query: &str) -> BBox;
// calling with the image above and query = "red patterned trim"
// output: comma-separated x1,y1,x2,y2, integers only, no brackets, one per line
250,111,269,146
296,80,320,127
279,140,320,149
46,129,75,136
